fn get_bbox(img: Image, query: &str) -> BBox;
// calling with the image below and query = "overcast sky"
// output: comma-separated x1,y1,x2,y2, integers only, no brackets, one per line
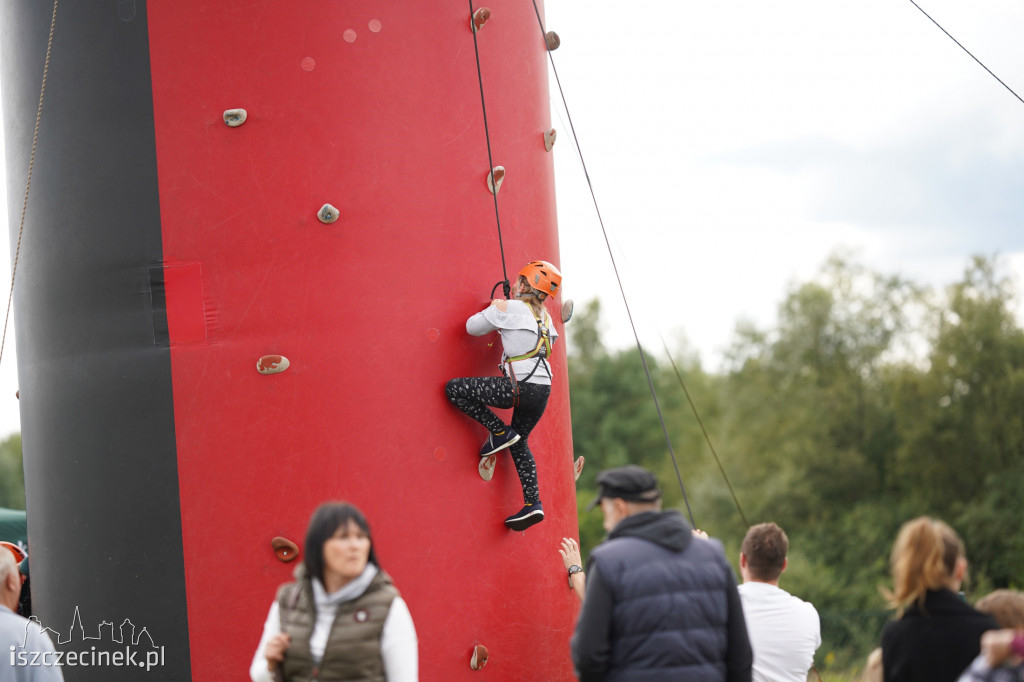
1,0,1023,438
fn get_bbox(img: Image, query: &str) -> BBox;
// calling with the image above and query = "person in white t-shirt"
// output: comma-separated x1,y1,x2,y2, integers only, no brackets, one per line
737,522,821,682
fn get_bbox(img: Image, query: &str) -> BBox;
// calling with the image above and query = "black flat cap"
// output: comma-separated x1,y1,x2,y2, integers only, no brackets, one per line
586,465,662,510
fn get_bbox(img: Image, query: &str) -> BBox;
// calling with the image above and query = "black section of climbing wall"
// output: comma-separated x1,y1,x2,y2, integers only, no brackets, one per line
0,2,191,679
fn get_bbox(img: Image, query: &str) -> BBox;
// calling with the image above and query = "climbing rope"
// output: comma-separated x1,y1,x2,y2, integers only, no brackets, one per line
1,0,60,368
467,0,511,300
907,0,1024,107
526,0,701,529
657,332,749,527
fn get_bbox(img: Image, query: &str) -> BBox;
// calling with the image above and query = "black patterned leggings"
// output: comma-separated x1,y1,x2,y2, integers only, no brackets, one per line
445,376,551,505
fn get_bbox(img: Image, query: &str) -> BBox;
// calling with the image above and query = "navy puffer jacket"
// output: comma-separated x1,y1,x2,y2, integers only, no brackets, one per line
572,511,752,682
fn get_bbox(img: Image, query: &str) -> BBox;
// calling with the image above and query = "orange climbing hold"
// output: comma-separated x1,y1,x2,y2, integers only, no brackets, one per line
271,536,300,562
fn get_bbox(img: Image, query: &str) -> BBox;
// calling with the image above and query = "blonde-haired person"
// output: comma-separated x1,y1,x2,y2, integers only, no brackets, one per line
957,590,1024,682
880,516,997,682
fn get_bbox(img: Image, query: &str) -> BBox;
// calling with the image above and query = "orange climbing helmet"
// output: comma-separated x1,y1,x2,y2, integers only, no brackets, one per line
518,260,561,297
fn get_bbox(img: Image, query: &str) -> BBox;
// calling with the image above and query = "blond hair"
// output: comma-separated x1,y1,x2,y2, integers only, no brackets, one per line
975,590,1024,629
886,516,965,618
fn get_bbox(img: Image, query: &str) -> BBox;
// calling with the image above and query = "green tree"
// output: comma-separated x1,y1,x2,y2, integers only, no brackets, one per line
0,434,25,509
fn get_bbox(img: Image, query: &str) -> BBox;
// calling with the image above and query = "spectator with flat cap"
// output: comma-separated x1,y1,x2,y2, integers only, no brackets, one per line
737,522,821,682
571,465,752,682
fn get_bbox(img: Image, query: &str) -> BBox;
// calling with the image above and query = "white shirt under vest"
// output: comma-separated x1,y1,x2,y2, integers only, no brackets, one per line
738,581,821,682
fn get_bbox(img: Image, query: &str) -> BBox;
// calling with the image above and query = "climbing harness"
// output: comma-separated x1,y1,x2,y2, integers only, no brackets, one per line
502,307,553,408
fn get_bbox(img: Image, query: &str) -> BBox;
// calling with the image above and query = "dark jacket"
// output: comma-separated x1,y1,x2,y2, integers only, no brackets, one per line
571,510,753,682
881,588,999,682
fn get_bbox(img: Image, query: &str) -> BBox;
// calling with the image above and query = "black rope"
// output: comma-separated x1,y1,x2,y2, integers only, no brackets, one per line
2,0,59,368
468,0,511,300
527,0,696,529
907,0,1024,107
657,332,749,527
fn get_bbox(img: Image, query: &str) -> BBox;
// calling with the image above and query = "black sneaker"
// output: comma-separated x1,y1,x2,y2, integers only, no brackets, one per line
479,428,520,457
505,502,544,531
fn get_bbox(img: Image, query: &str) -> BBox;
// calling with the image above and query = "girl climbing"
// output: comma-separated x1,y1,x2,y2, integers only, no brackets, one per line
445,260,562,532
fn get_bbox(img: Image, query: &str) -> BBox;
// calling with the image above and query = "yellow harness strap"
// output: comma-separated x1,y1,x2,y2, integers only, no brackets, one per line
505,309,552,364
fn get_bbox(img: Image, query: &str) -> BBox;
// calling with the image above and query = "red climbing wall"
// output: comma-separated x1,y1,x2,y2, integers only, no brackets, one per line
146,1,578,679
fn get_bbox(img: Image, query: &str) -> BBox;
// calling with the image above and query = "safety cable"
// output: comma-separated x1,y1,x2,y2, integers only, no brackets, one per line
1,0,60,368
908,0,1024,106
527,0,697,529
657,332,749,527
467,0,511,300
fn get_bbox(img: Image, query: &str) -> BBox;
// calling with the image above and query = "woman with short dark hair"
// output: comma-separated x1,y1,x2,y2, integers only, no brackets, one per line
250,502,418,681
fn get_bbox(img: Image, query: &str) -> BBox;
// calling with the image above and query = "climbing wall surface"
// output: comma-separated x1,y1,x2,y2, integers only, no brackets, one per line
2,1,577,680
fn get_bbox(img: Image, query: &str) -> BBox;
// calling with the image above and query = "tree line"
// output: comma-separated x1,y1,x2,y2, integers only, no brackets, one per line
568,253,1024,625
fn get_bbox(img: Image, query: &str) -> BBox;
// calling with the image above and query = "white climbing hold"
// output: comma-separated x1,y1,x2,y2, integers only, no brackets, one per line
545,31,561,51
318,204,340,224
574,456,585,482
471,7,491,32
479,454,497,481
257,355,290,375
487,166,505,195
544,128,557,152
223,109,247,127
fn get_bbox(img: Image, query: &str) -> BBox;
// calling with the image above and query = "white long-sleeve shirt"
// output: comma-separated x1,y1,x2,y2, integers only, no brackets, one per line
249,566,418,682
466,299,558,385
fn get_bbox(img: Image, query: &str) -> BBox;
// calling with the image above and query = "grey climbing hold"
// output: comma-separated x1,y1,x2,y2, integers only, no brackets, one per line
318,204,340,224
544,128,557,152
561,298,574,323
487,166,505,195
545,31,560,51
223,109,248,127
471,7,491,32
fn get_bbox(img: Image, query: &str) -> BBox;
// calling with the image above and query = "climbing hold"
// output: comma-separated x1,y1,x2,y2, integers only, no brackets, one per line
257,355,290,375
318,204,340,224
486,166,505,195
470,645,489,671
561,298,574,323
271,536,300,562
479,454,496,481
471,7,491,32
544,128,557,152
223,109,247,127
574,456,585,482
545,31,560,51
